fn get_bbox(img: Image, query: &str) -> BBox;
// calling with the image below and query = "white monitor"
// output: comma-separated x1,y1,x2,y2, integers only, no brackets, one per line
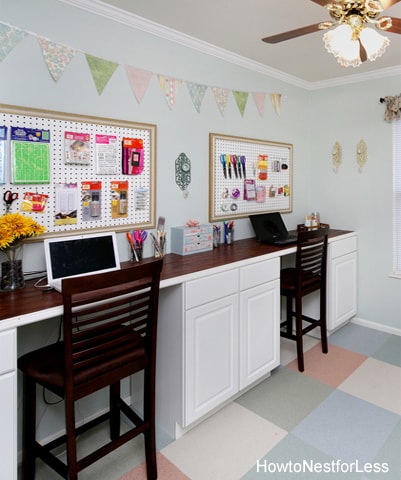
44,231,120,292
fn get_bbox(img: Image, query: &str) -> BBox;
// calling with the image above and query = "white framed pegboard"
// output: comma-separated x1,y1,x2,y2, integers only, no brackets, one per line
0,104,156,238
209,132,293,222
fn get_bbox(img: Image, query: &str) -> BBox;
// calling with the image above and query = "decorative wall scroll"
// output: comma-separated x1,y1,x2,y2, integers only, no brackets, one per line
356,139,367,172
0,104,156,238
332,141,342,173
209,133,293,222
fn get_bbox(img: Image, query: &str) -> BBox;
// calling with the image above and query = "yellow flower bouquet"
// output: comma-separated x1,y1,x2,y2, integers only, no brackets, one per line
0,212,46,256
0,213,45,290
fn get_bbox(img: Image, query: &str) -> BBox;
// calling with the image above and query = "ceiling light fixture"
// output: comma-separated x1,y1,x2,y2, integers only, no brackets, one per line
319,1,392,67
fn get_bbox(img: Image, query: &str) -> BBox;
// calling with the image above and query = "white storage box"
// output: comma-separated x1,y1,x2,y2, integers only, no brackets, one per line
170,224,213,255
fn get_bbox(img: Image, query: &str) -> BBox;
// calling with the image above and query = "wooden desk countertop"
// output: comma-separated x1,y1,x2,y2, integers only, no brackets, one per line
0,230,351,322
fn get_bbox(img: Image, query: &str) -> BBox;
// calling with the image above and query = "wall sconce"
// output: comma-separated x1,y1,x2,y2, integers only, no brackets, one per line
175,152,191,198
332,141,342,173
356,140,367,172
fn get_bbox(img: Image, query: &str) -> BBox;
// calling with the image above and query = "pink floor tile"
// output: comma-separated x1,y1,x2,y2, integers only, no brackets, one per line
286,343,367,387
118,452,190,480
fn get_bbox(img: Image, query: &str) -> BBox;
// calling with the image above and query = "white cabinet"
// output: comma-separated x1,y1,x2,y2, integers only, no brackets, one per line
327,235,357,330
239,259,280,389
185,294,239,425
0,329,17,480
183,258,280,426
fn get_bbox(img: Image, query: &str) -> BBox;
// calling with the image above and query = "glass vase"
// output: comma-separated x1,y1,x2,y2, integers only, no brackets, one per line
1,243,25,291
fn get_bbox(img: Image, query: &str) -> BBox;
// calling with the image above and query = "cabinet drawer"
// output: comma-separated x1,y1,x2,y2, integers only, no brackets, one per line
330,236,357,259
0,330,16,374
240,258,280,291
185,269,238,310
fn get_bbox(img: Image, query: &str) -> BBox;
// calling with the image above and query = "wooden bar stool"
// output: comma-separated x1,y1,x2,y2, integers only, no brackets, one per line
280,225,329,372
18,259,163,480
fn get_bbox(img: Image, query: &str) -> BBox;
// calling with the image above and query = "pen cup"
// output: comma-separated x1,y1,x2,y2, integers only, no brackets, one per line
213,226,221,248
224,221,234,245
152,233,166,258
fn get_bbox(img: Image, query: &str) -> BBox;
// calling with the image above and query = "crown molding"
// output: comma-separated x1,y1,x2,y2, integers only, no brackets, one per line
60,0,400,91
310,65,401,90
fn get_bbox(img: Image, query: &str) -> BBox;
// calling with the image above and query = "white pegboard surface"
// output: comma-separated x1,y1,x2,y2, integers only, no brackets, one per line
209,134,293,222
0,105,156,236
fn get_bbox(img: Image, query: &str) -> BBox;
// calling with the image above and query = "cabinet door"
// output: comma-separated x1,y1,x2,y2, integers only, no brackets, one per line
240,280,280,389
0,372,17,480
328,251,357,330
184,294,239,426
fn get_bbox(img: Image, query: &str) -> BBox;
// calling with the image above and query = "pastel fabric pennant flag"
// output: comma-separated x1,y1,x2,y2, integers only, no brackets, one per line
124,65,153,103
158,75,182,110
252,92,266,117
38,37,76,82
270,93,282,116
85,54,119,95
212,87,230,116
186,82,208,113
0,23,26,62
233,91,249,117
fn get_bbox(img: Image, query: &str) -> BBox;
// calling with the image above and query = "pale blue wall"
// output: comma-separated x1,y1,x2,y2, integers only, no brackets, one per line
1,0,400,331
309,76,401,330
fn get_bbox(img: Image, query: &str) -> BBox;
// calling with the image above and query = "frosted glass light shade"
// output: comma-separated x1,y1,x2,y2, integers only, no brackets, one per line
359,27,390,61
323,25,361,67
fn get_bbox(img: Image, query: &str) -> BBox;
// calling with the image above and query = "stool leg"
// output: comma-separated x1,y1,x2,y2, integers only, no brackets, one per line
65,395,78,480
295,294,304,372
320,290,328,354
143,366,157,480
110,382,120,440
285,296,292,335
21,375,36,480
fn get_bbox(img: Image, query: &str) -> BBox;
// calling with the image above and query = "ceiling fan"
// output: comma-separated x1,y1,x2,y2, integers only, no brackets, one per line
262,1,401,65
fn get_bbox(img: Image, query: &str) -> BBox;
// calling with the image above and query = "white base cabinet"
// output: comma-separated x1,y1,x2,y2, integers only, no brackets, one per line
0,329,17,480
157,257,281,437
239,280,280,389
185,294,239,425
327,235,357,330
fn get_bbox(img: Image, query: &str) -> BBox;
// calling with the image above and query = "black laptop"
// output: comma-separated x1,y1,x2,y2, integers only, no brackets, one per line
249,212,297,245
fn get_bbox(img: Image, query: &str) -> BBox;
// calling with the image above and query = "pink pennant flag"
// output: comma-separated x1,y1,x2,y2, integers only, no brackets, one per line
252,92,266,117
158,75,182,110
124,65,153,103
269,93,282,116
212,87,230,116
38,37,76,82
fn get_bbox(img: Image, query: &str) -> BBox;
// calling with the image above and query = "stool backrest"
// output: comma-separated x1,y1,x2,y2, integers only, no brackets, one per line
295,225,329,293
61,258,163,399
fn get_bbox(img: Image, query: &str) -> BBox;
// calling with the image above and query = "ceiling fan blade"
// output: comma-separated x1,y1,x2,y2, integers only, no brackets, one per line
262,23,321,44
387,17,401,33
309,0,330,6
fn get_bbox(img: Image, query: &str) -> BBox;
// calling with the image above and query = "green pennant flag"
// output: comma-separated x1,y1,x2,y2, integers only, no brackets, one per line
85,54,119,95
233,91,248,117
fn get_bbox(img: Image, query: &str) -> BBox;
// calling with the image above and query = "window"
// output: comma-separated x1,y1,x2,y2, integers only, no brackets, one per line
394,118,401,276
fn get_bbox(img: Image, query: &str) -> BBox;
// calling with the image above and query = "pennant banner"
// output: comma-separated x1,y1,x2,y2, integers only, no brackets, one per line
0,23,26,62
124,65,153,103
0,21,284,117
233,91,249,117
158,75,182,110
252,92,266,117
186,82,208,113
85,54,119,95
38,38,76,82
212,87,230,116
270,93,282,116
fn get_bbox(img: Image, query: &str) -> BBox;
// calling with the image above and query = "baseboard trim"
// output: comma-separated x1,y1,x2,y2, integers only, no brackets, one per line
351,317,401,337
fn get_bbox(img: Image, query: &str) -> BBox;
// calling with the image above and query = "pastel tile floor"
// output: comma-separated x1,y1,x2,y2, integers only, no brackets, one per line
29,323,401,480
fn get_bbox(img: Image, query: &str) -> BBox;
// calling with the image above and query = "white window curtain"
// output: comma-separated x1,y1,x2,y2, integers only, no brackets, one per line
394,118,401,276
